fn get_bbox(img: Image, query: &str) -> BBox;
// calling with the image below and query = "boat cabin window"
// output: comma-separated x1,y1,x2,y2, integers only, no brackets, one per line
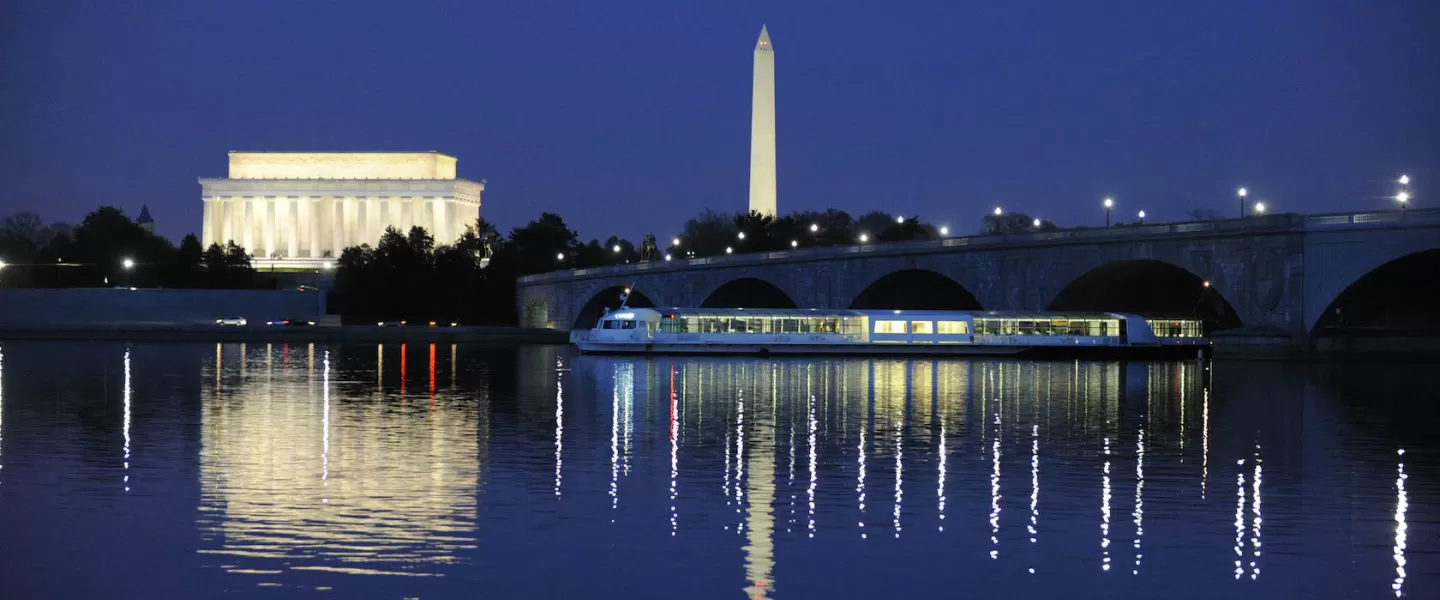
651,312,866,335
1147,319,1204,338
974,317,1120,337
911,321,933,334
937,321,969,334
874,320,907,334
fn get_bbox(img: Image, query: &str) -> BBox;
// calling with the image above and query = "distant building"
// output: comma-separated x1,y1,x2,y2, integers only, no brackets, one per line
137,204,155,233
198,152,484,268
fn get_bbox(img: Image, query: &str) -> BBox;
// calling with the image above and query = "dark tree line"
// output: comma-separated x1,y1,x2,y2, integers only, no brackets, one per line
0,207,265,289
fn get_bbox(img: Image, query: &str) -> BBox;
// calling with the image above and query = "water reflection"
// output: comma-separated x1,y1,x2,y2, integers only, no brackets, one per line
197,343,480,578
122,348,131,493
1394,448,1409,597
0,346,5,483
1,344,1435,599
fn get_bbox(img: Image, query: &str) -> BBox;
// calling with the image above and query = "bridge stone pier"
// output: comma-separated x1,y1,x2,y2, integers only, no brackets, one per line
517,210,1440,349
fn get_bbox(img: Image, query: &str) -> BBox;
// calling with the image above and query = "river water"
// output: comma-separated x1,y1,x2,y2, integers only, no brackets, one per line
0,342,1434,599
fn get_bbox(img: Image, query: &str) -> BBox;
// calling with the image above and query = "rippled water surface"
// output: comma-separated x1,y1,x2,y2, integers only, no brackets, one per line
0,342,1436,599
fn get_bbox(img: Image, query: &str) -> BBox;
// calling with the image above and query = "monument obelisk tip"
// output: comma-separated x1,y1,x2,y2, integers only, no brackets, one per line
756,25,772,50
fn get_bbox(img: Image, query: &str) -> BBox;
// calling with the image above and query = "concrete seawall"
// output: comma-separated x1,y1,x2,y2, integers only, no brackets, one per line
0,325,567,344
0,288,324,327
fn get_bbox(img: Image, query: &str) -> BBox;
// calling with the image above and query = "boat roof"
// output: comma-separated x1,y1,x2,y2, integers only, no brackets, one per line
607,307,1148,320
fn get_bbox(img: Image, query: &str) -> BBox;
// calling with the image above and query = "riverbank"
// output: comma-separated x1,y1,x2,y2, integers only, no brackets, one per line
0,325,569,344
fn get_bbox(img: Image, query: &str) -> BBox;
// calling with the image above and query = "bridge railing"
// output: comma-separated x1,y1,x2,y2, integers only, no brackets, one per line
518,208,1439,285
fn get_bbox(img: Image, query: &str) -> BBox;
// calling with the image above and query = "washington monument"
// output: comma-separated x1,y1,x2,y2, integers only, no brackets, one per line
748,25,777,217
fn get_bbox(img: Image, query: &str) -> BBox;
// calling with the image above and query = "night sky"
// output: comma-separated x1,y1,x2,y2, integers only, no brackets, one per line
2,0,1437,243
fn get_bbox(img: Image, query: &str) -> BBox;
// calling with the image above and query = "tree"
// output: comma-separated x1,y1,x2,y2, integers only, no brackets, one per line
678,209,737,257
789,209,856,246
981,213,1056,234
202,242,257,288
855,211,897,241
505,213,582,275
877,216,938,243
2,212,47,245
602,235,639,265
173,234,204,287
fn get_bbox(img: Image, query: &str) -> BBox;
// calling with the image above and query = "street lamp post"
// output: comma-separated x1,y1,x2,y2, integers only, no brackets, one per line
1238,187,1248,218
1398,175,1411,212
939,226,949,236
1103,197,1114,227
1033,218,1042,229
1137,210,1145,224
1254,202,1266,215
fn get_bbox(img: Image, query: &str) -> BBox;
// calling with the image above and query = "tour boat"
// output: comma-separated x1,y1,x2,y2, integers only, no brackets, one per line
571,305,1208,356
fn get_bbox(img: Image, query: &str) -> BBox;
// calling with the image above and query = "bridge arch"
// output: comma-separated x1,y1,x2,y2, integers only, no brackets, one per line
1308,248,1440,336
1047,259,1243,330
849,269,983,310
700,277,798,309
572,285,657,330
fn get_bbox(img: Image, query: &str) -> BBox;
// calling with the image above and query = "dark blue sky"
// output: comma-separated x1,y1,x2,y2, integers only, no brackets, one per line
2,0,1437,243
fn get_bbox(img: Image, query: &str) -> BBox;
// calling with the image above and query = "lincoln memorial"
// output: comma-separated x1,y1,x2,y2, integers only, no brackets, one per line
199,152,484,267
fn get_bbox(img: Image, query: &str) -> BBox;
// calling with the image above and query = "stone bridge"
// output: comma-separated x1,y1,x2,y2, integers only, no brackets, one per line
516,209,1440,342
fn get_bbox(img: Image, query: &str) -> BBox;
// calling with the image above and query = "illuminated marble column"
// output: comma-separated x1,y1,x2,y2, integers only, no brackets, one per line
429,197,444,242
242,197,255,254
220,198,233,246
343,197,358,251
263,197,277,258
309,198,322,259
200,198,214,247
331,198,345,256
367,197,381,242
287,197,300,258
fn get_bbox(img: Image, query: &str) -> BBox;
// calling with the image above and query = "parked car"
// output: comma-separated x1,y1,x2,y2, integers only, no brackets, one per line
377,320,408,326
216,316,248,326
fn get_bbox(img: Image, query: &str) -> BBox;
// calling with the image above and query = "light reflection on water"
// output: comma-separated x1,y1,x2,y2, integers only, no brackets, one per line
0,342,1435,599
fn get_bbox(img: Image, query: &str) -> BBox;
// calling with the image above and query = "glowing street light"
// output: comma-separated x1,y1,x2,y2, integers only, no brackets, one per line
612,244,621,253
1254,202,1267,215
1137,210,1146,224
672,237,681,246
994,206,1003,216
809,223,819,233
939,226,949,236
1033,218,1042,229
322,261,334,270
1203,280,1211,288
725,246,733,254
1237,187,1248,218
737,231,746,240
122,258,135,270
896,215,905,224
664,253,672,261
1398,175,1411,212
790,240,799,248
1103,197,1114,227
858,233,869,243
556,252,565,261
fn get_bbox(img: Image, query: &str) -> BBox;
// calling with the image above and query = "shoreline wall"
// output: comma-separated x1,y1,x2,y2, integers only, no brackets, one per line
0,289,323,328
